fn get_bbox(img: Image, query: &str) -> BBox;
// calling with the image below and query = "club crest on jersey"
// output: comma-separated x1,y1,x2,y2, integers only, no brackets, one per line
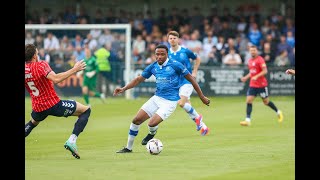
180,53,186,59
165,67,171,71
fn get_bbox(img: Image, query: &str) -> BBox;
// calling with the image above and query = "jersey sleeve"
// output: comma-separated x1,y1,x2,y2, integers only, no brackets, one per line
258,57,267,69
185,48,197,60
39,61,53,77
141,63,154,79
172,60,190,76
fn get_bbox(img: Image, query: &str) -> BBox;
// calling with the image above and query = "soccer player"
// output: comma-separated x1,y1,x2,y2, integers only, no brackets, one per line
115,44,210,153
25,44,91,159
167,30,209,135
81,47,105,106
285,69,295,76
240,45,283,126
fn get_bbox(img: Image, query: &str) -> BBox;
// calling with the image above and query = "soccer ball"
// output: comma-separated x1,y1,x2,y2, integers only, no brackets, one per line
146,138,163,155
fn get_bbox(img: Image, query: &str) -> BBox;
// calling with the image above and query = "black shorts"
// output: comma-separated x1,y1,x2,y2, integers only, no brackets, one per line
247,87,269,98
31,100,77,121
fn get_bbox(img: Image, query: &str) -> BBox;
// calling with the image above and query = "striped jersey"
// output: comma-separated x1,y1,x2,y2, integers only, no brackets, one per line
25,61,60,112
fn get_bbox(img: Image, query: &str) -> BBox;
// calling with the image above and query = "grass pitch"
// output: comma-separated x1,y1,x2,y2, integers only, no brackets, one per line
25,96,295,180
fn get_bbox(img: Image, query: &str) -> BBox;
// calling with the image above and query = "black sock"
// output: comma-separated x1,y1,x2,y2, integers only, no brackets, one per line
25,120,36,137
72,108,91,136
267,101,278,112
246,103,252,118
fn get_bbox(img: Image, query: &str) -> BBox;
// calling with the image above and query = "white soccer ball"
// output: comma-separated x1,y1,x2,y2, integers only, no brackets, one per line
146,138,163,155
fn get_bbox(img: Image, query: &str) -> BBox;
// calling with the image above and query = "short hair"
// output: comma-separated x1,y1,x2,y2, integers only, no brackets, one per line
249,45,258,49
155,44,168,53
25,44,37,62
167,30,179,38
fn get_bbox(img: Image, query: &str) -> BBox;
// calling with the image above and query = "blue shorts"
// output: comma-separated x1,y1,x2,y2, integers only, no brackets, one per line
31,100,77,121
247,87,269,98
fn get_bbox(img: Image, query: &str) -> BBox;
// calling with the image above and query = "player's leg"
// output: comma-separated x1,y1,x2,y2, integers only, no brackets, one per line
240,87,256,126
82,84,90,105
25,111,46,137
141,96,178,145
178,84,209,135
88,77,105,102
260,87,283,123
117,96,157,153
52,100,90,159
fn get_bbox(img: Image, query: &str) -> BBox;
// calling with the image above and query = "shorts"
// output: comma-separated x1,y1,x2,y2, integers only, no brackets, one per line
83,76,97,91
179,84,193,100
31,100,77,121
141,95,178,120
247,87,269,98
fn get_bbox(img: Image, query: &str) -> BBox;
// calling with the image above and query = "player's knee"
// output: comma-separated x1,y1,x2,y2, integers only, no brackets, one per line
132,117,143,125
178,101,185,107
81,107,91,119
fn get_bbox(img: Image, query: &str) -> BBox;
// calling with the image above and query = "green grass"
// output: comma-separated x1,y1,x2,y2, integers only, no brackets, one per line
25,96,295,180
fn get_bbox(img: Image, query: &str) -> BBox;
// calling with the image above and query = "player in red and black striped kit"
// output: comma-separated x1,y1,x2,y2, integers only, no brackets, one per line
25,44,90,159
240,45,283,126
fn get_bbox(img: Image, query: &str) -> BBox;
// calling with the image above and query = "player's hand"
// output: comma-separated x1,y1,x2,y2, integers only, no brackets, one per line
74,59,86,72
86,71,96,78
252,76,258,80
200,96,210,106
191,72,197,79
240,77,247,82
286,69,295,75
113,87,125,96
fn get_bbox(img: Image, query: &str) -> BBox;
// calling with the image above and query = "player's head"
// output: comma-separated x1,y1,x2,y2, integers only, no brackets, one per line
249,45,259,58
167,31,179,47
155,44,168,65
25,44,39,62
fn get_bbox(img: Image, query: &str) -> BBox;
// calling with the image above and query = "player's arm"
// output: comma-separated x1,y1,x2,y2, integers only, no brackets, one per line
47,60,86,84
241,73,251,82
113,75,146,96
184,73,210,106
192,56,201,78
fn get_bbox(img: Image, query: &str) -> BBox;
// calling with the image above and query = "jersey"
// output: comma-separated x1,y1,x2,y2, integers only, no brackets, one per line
25,61,60,112
84,56,99,79
247,55,268,88
141,58,190,101
168,46,197,86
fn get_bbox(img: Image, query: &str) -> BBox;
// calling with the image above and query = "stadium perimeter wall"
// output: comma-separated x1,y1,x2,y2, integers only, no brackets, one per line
25,66,295,97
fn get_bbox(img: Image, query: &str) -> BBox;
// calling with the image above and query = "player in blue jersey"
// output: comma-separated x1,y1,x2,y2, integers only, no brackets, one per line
167,30,210,135
114,44,210,153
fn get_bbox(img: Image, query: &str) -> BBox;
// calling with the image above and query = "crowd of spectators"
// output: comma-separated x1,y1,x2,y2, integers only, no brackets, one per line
25,3,295,77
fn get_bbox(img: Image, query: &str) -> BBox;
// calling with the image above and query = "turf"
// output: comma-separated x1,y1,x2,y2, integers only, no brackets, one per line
25,96,295,180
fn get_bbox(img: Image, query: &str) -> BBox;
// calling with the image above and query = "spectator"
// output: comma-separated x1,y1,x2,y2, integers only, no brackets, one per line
222,49,242,66
274,50,290,67
44,31,60,56
25,31,35,45
261,42,275,66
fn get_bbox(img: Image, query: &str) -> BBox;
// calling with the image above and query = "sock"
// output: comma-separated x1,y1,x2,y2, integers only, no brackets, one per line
94,92,101,97
83,94,89,105
148,125,158,135
182,103,199,120
246,103,252,120
127,123,140,150
25,120,37,137
68,134,77,144
72,108,91,136
267,101,278,113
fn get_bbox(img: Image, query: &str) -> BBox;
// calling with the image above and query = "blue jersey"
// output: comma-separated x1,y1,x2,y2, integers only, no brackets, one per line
141,58,190,101
168,46,197,86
